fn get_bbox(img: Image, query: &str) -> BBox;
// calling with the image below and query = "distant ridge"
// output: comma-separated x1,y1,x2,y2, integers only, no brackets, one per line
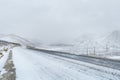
0,34,34,47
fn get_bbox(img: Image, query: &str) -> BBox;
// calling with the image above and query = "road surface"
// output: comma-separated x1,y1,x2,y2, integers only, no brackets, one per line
29,47,120,70
13,47,120,80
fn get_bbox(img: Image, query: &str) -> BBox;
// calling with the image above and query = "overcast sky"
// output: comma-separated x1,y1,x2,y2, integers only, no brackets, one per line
0,0,120,43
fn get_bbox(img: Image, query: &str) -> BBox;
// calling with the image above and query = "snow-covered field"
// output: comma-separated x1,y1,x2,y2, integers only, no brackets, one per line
13,47,120,80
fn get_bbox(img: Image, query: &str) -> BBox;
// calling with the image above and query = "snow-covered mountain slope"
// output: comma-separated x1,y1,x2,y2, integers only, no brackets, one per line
68,30,120,55
0,34,34,47
102,31,120,48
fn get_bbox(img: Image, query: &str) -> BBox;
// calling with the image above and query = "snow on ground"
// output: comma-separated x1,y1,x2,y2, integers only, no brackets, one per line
107,56,120,60
13,47,120,80
0,52,9,72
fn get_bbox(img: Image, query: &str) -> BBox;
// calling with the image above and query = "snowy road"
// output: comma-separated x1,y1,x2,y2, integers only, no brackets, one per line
29,47,120,70
13,47,120,80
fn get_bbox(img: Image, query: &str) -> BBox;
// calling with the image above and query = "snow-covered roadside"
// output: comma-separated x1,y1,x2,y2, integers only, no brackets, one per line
13,47,120,80
0,50,16,80
107,56,120,60
0,52,9,72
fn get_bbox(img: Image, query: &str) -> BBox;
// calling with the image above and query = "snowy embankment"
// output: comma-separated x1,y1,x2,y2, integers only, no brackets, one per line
107,56,120,60
0,52,9,72
0,50,16,80
13,47,120,80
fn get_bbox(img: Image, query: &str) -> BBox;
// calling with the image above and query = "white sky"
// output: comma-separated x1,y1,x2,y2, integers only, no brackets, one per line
0,0,120,43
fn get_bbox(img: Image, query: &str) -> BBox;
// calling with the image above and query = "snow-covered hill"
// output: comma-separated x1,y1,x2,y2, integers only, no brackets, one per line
0,34,34,48
102,31,120,48
70,30,120,56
